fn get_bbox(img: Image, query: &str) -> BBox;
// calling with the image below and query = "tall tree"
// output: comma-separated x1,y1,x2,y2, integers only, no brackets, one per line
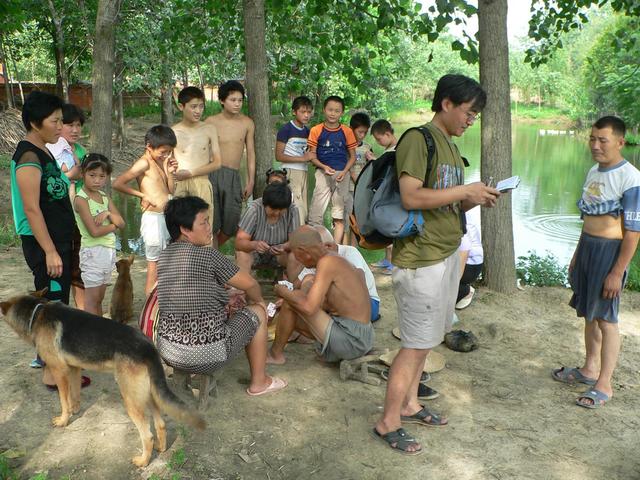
90,0,121,160
46,0,69,101
243,0,271,197
478,0,516,293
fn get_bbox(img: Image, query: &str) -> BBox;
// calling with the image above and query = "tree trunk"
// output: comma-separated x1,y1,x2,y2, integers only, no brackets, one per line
47,0,69,102
0,35,15,108
243,0,271,198
160,67,174,125
196,64,204,93
478,0,516,294
115,89,126,148
90,0,121,160
8,45,25,104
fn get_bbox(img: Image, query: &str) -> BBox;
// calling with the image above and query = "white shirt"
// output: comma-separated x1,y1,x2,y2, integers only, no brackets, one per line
459,206,483,265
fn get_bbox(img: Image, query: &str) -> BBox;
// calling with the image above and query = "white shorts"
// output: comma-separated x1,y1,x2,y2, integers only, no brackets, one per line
80,246,116,288
140,211,170,261
392,252,460,350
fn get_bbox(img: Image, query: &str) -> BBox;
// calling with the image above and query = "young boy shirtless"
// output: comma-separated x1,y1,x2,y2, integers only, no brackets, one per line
205,80,256,246
112,125,177,296
172,87,222,234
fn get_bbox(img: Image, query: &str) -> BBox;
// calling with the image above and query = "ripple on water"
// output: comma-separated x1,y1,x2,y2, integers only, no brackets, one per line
522,213,582,243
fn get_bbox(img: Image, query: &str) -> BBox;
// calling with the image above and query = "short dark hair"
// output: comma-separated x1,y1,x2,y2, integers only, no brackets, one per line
81,153,112,175
292,96,313,111
218,80,245,101
164,196,209,242
262,182,292,210
431,74,486,113
350,112,371,130
266,167,289,184
144,125,177,149
371,119,394,136
22,91,64,131
323,95,345,110
593,116,626,137
178,86,205,106
62,104,85,125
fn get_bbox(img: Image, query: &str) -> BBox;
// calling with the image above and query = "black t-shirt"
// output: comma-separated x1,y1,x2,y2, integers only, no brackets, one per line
12,140,75,244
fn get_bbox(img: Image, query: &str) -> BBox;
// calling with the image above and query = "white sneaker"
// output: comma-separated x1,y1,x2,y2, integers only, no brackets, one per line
455,286,475,310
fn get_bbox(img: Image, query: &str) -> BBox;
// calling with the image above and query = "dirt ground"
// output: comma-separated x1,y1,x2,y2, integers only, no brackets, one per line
1,245,640,480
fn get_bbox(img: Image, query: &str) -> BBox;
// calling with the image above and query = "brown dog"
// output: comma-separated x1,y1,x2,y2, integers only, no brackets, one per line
110,255,134,323
1,290,205,467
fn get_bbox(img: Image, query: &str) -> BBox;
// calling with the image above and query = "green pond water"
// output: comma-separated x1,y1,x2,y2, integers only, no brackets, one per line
113,122,640,266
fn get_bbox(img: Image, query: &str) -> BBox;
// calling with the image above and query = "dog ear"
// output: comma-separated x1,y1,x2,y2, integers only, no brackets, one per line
128,254,135,265
115,260,123,273
30,288,49,298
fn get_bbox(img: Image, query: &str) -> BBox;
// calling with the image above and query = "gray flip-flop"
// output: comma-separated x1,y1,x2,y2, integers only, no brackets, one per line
552,366,597,386
576,388,610,409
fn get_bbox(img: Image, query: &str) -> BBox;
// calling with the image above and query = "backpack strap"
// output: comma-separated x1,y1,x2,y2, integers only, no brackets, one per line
396,126,436,186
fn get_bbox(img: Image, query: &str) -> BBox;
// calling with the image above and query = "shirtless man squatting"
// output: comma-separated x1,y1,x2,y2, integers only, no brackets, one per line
267,225,374,365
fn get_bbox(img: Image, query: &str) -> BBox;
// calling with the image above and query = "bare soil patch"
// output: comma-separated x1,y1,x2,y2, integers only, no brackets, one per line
1,246,640,479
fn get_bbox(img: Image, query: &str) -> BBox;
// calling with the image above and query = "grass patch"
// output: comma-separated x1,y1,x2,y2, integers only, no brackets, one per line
0,217,19,247
510,103,569,120
626,249,640,291
0,153,11,170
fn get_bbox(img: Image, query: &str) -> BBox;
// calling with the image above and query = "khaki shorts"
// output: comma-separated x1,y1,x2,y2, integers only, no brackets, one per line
308,169,351,224
174,175,215,228
288,168,308,225
392,251,460,350
79,246,116,288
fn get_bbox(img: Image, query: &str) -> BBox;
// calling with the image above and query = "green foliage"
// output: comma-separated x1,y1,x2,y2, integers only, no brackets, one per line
511,103,570,120
626,249,640,292
625,133,640,146
169,448,186,470
0,154,11,170
516,251,568,287
0,454,20,480
0,217,20,247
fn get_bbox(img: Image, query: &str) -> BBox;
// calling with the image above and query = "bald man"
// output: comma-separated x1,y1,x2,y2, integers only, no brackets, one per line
297,226,381,322
268,225,374,365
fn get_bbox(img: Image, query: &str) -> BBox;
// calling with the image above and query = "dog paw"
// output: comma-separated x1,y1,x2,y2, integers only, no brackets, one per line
131,455,150,468
154,438,167,453
71,402,81,414
52,415,69,427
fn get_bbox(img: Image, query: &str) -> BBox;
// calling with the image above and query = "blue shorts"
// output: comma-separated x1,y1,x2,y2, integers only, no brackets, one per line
370,298,380,322
569,232,625,323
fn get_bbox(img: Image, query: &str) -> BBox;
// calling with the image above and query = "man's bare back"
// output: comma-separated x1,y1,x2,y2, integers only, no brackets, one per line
205,113,254,169
315,253,371,324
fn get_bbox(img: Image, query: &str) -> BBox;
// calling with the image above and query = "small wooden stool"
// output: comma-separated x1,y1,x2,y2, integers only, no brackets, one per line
172,369,218,410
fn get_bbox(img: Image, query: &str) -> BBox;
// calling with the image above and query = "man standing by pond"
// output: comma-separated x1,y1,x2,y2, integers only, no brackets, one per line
553,116,640,409
372,74,500,455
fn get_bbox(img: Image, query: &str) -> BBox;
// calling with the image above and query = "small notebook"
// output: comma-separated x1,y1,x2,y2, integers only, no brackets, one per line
496,176,520,192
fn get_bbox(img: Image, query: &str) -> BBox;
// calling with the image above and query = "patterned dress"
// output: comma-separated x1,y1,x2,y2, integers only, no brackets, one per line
156,241,258,374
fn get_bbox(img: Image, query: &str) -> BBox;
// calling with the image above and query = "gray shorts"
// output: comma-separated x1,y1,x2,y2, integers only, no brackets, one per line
569,232,625,323
392,251,460,350
209,166,243,237
315,316,375,363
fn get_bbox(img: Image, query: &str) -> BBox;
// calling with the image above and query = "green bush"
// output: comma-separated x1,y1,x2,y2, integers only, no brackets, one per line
516,251,568,287
626,249,640,291
625,132,640,146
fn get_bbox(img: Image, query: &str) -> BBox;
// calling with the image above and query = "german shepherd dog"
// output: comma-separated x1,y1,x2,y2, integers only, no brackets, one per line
110,255,134,323
0,290,205,467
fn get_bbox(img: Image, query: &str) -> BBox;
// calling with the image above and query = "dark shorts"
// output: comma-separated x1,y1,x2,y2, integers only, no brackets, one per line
569,232,625,323
209,166,243,237
21,235,72,304
315,316,375,362
71,226,84,289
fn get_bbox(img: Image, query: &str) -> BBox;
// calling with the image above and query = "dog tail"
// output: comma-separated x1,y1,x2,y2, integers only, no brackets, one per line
148,357,206,430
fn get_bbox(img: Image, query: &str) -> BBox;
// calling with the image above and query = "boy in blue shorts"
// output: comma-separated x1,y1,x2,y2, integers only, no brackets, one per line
553,116,640,409
275,96,313,225
307,96,357,244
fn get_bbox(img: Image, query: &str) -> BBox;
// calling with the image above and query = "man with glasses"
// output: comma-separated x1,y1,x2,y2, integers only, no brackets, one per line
373,74,500,455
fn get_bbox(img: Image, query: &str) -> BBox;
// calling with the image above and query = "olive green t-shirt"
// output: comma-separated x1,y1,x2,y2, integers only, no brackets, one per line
392,123,465,268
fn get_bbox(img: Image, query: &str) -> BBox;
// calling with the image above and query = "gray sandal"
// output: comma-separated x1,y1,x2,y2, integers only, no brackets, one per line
372,428,423,455
552,366,596,386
